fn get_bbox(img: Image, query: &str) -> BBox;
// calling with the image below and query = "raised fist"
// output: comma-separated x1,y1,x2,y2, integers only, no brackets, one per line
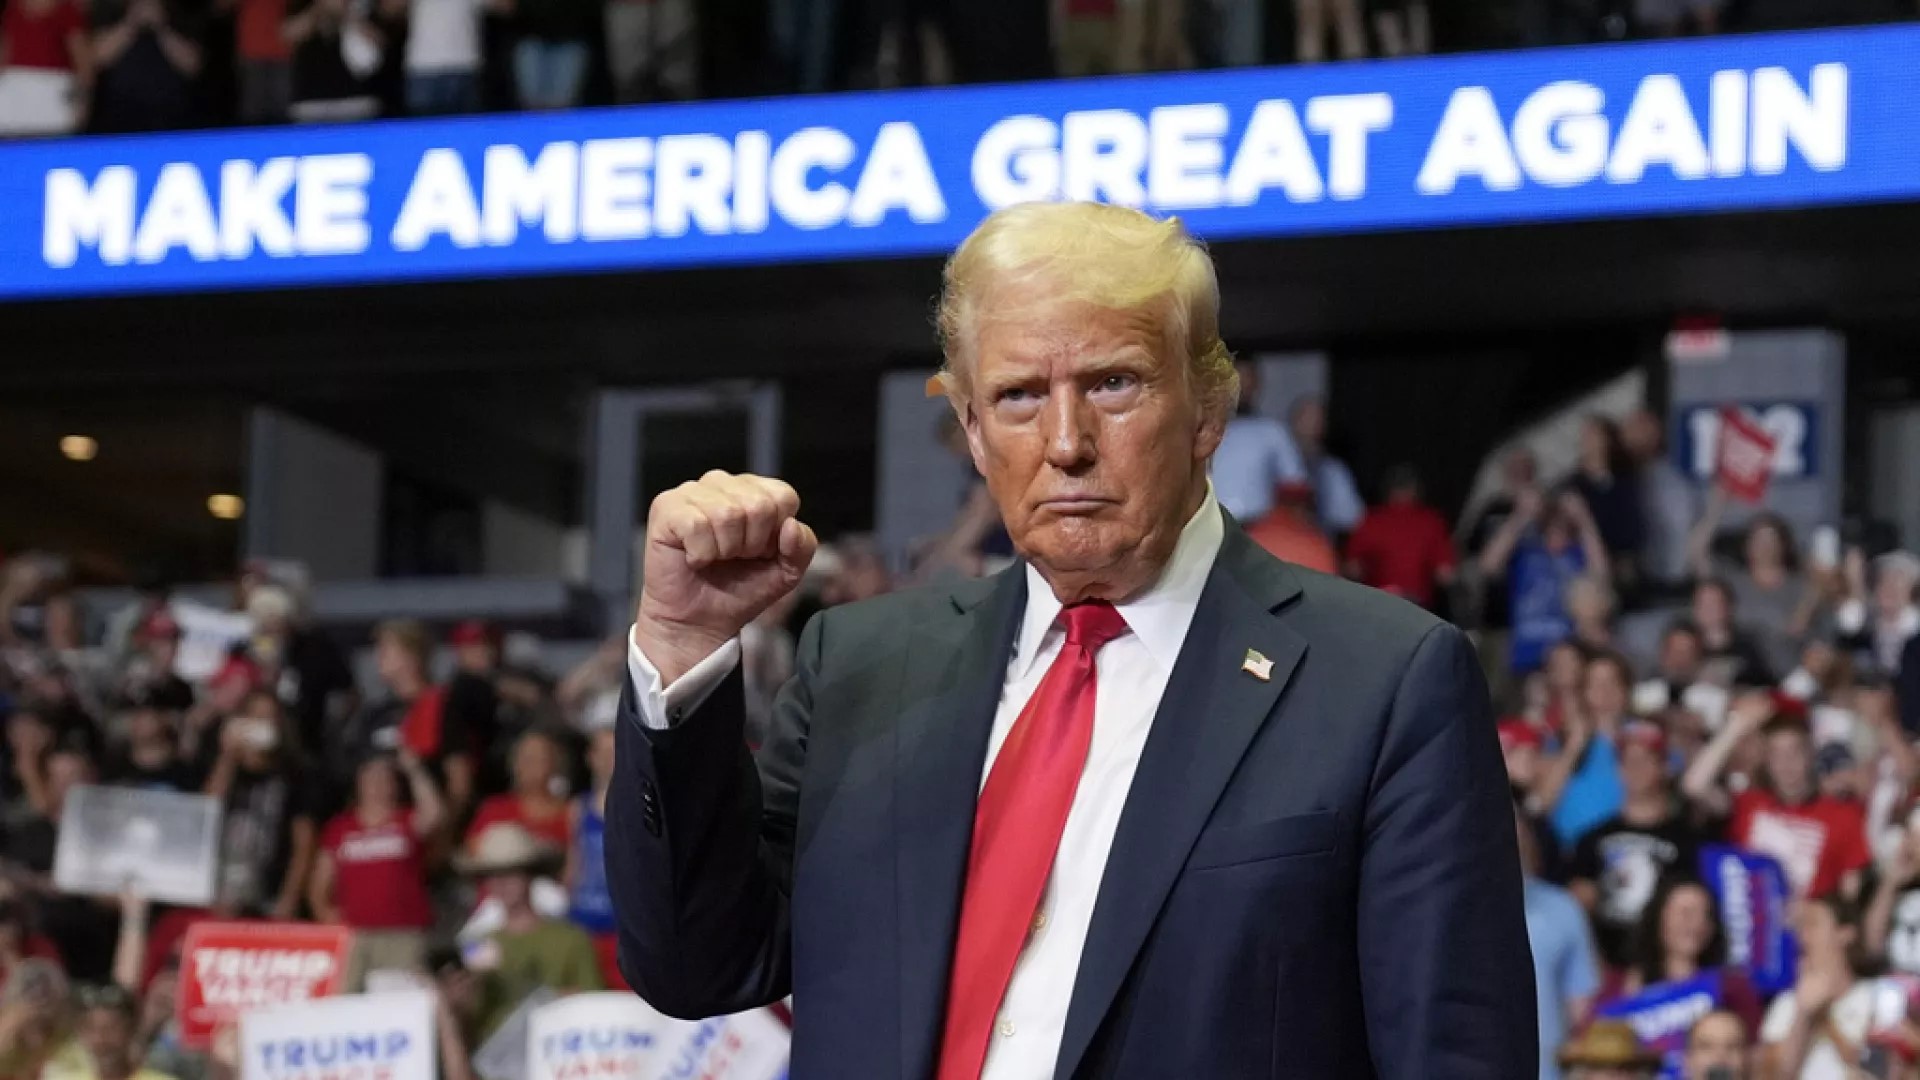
633,471,817,685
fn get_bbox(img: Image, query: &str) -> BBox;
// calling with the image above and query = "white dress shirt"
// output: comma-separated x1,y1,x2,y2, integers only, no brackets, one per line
628,491,1225,1080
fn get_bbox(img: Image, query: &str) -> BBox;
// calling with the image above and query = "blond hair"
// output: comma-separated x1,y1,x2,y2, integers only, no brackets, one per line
935,202,1237,418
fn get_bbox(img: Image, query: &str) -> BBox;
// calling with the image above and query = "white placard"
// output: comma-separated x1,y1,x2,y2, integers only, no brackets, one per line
241,991,436,1080
53,784,220,906
168,600,255,683
527,994,788,1080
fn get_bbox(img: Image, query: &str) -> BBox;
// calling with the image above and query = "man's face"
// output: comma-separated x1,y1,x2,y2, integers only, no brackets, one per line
962,287,1220,602
78,1006,134,1072
1619,741,1665,798
489,871,532,908
1660,631,1704,683
1622,410,1663,460
1683,1012,1748,1079
455,642,496,676
1503,449,1538,490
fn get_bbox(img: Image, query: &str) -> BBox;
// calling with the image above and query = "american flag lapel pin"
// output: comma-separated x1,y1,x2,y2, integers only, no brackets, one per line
1242,648,1273,682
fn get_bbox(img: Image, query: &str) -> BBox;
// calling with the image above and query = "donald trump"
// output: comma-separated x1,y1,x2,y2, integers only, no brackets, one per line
606,201,1536,1078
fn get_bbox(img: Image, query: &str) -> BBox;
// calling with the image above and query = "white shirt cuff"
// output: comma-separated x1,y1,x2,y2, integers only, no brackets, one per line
627,627,742,730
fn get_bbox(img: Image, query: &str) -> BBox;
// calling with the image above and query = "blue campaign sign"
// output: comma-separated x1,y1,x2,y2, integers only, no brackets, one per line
0,23,1915,300
1674,401,1822,481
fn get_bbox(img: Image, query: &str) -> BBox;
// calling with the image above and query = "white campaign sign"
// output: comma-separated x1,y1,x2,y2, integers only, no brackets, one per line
526,995,788,1080
241,991,436,1080
53,784,221,905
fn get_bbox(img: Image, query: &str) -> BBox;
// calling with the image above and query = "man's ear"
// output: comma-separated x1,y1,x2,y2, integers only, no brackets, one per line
1193,400,1228,462
959,400,989,477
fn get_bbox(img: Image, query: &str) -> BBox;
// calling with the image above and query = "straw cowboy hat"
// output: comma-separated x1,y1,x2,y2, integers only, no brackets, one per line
1557,1020,1664,1073
454,823,563,877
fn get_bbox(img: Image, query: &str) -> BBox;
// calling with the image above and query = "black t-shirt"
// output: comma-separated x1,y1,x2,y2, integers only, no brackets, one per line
88,0,201,133
1466,496,1519,631
105,752,202,794
287,0,373,103
277,629,355,760
126,673,196,714
1705,630,1775,688
1568,812,1700,967
1571,471,1646,557
219,763,322,915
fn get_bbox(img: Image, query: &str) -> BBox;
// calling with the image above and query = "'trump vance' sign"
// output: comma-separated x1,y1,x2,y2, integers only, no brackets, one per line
2,23,1915,300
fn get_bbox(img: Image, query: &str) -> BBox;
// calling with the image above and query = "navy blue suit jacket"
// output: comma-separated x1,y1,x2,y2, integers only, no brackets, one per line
607,516,1537,1078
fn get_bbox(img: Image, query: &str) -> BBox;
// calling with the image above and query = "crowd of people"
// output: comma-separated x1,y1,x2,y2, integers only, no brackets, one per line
0,368,1916,1080
0,0,1893,136
1209,366,1920,1078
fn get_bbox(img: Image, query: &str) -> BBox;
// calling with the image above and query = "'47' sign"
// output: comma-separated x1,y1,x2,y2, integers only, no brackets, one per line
1677,402,1820,483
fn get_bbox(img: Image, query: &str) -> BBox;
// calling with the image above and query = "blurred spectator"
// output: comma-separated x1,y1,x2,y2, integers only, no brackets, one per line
456,824,601,1038
1537,651,1635,848
1371,0,1429,57
1478,487,1611,674
1781,639,1851,707
41,983,172,1080
742,599,797,750
1834,550,1919,680
0,0,90,136
1566,575,1617,654
1054,0,1124,76
916,411,1012,582
444,621,511,797
386,0,508,114
465,728,570,851
1904,634,1920,738
1243,482,1340,575
85,0,201,133
1188,0,1262,66
1294,0,1363,61
1568,415,1646,584
766,0,823,93
102,702,197,794
309,751,444,982
339,620,477,823
1568,721,1700,968
428,945,482,1080
230,0,293,122
1343,464,1456,611
1210,361,1305,525
118,613,192,716
0,556,81,653
1542,640,1589,730
1518,801,1601,1080
1638,621,1708,712
1690,579,1775,687
0,958,72,1078
1504,720,1566,882
819,535,892,607
563,726,617,988
1464,448,1541,659
243,585,354,782
204,690,320,920
1289,397,1364,536
870,0,952,87
1555,1019,1661,1080
9,747,119,981
512,0,594,109
1867,821,1920,977
1618,877,1761,1032
283,0,385,122
617,0,699,101
1686,697,1870,901
1682,1010,1751,1080
1622,408,1697,595
1760,892,1873,1079
1688,499,1814,675
0,902,60,990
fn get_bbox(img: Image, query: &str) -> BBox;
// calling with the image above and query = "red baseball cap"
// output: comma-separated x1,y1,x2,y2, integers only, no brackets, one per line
448,619,498,648
1619,720,1668,756
137,610,182,643
1497,720,1544,752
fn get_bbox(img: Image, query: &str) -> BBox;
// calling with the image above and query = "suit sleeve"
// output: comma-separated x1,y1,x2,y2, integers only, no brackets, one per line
1358,623,1537,1078
604,611,822,1019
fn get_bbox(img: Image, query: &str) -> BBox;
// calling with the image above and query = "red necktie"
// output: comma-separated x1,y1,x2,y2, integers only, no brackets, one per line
936,600,1130,1080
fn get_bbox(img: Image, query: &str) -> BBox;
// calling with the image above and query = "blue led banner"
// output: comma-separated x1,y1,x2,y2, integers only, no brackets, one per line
1,23,1914,300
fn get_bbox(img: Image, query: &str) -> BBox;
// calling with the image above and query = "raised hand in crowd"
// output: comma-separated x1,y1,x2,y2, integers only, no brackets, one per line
1680,689,1774,816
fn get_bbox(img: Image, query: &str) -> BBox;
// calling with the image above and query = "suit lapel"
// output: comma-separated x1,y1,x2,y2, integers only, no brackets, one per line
893,565,1026,1080
1054,527,1307,1080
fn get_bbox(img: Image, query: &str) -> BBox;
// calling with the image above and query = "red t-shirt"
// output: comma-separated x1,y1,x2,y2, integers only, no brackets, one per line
1345,502,1457,608
2,0,83,70
465,795,570,851
321,809,433,930
237,0,290,62
1729,789,1871,900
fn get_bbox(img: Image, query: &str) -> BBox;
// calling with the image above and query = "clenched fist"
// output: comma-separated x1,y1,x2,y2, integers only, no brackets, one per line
633,471,818,685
